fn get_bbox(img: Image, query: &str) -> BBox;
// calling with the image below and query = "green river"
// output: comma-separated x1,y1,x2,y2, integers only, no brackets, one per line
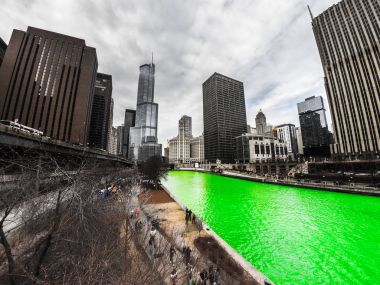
162,170,380,285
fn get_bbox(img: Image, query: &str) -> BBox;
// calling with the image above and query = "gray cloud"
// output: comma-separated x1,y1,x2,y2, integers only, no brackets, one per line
0,0,338,146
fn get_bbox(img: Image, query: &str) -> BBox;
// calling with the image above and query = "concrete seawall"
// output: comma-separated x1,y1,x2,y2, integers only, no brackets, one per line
161,184,274,285
178,168,380,197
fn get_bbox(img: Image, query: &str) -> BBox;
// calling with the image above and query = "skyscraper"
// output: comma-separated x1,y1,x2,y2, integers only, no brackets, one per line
297,96,331,157
179,115,192,138
122,109,136,158
203,72,247,163
88,73,112,150
0,37,7,67
129,61,162,161
168,115,193,164
0,27,98,145
255,110,267,135
295,127,304,155
311,0,380,158
276,124,298,159
107,98,114,153
190,135,204,163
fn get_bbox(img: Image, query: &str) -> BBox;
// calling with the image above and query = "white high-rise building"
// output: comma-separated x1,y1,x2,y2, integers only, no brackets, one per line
168,115,193,164
168,115,204,164
190,135,204,163
295,127,304,155
276,124,298,160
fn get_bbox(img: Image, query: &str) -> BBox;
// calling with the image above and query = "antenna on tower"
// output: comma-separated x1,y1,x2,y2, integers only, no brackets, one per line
151,52,154,65
307,5,314,20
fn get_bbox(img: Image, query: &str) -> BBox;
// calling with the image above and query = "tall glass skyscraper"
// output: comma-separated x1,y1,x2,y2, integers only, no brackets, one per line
297,96,331,157
129,62,162,161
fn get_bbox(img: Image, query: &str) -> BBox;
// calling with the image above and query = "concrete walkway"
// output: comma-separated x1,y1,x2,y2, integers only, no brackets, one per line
138,188,273,285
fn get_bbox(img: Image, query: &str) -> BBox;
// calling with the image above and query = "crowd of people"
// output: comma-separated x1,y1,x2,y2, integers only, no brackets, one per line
185,208,196,225
167,208,221,285
169,248,221,285
99,183,118,198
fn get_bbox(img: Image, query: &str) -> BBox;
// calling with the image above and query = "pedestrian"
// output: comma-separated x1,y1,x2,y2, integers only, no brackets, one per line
135,207,140,218
185,209,189,225
192,212,196,224
187,265,195,285
199,270,208,285
170,269,178,285
214,268,220,285
149,226,156,248
185,246,192,265
195,218,203,235
188,275,196,285
134,220,140,232
169,245,176,264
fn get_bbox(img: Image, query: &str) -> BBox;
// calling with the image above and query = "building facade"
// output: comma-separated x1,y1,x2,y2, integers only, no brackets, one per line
203,73,247,163
311,0,380,158
108,126,118,155
107,98,114,153
122,109,136,158
108,125,123,155
116,125,124,155
168,136,191,164
168,115,192,164
276,124,298,159
295,126,304,155
297,96,331,157
235,133,288,163
88,73,112,150
0,27,98,145
255,110,267,135
190,135,205,163
0,37,7,67
129,62,162,161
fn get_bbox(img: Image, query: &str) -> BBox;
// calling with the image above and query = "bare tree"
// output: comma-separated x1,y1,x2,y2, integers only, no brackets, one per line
0,145,179,284
138,155,168,189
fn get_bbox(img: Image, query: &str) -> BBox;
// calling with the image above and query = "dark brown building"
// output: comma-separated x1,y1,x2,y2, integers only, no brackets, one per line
88,73,112,150
0,37,7,67
0,27,98,145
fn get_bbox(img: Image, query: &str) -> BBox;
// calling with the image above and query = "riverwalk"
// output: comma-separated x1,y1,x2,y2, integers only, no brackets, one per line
178,168,380,197
136,187,273,285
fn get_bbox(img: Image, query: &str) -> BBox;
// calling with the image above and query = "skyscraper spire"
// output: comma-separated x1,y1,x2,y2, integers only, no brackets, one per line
307,5,314,20
151,51,154,65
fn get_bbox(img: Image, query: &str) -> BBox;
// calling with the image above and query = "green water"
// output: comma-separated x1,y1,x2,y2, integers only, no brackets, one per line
162,170,380,285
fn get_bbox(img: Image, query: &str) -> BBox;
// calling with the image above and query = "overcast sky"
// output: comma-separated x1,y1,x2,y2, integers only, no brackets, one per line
1,0,338,145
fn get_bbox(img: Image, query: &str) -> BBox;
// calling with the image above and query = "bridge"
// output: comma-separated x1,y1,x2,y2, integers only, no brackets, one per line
0,124,133,167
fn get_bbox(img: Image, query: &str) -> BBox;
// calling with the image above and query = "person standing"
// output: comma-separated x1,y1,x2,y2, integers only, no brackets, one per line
170,269,178,285
214,268,220,285
185,209,189,225
169,245,176,264
135,207,140,218
199,270,208,285
149,226,157,248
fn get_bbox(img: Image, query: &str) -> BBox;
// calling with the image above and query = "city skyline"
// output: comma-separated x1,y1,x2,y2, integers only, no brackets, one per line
1,0,341,144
